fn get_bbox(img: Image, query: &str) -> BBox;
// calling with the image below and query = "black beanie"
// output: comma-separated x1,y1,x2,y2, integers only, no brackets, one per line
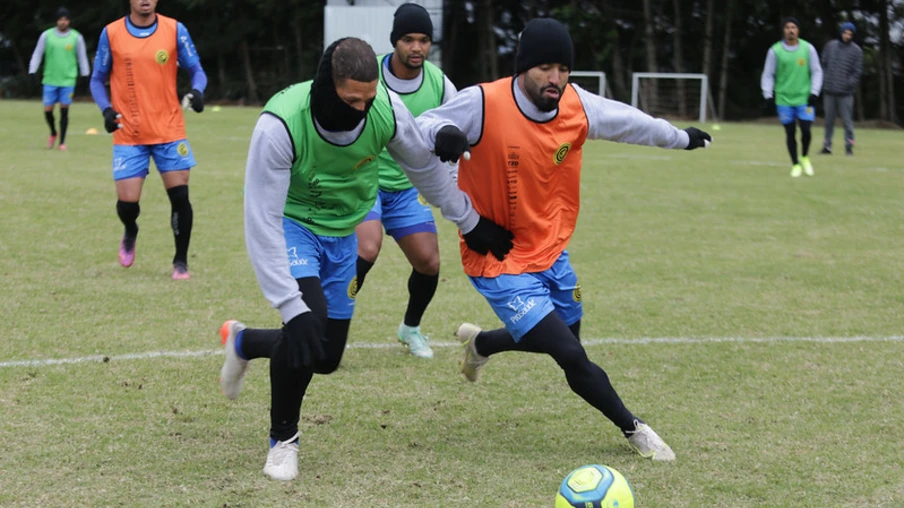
390,4,433,46
514,18,574,75
782,16,800,30
56,7,70,20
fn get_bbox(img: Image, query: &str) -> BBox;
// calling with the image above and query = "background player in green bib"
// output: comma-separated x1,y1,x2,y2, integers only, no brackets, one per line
216,37,512,481
355,3,458,359
761,16,823,178
28,7,90,151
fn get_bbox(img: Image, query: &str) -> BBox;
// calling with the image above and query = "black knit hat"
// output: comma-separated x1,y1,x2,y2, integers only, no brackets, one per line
390,4,433,46
514,18,574,74
782,16,800,30
56,7,70,20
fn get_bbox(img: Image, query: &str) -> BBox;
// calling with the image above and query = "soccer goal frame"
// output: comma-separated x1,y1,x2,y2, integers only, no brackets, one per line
570,71,607,98
631,72,709,123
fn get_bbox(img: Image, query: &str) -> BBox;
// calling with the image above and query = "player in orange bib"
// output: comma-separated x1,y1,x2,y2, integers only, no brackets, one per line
90,0,207,280
418,18,713,461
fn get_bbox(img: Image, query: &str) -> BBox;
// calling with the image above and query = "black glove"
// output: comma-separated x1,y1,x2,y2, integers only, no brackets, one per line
283,311,326,369
808,94,818,107
184,88,204,113
463,216,514,261
683,127,712,150
762,97,775,116
434,125,469,163
102,107,122,133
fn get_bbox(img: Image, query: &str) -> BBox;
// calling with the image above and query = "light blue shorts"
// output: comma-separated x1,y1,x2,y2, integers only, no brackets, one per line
362,187,436,240
283,218,358,320
468,251,583,341
777,104,815,125
112,140,196,181
42,85,75,106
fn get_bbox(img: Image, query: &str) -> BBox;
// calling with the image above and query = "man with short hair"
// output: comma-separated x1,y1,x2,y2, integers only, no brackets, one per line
355,3,458,359
416,18,713,462
761,17,823,177
217,37,511,481
28,7,90,151
90,0,207,279
821,21,863,156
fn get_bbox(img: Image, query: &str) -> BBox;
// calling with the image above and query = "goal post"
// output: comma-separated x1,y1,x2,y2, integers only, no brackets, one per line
631,73,710,123
570,71,608,98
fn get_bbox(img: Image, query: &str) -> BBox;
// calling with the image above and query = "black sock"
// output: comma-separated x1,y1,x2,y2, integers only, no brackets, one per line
784,123,798,164
403,269,439,327
356,256,375,291
59,108,69,144
800,121,812,157
166,185,193,266
45,111,57,136
116,200,140,243
240,328,281,360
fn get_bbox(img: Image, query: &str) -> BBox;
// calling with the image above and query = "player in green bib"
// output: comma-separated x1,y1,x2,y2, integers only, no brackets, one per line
216,37,513,481
355,3,458,359
761,17,823,177
28,7,90,151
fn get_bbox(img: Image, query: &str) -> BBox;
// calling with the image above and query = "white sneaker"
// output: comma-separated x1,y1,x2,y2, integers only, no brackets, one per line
398,323,434,359
263,432,299,481
456,323,488,382
218,320,249,400
626,420,676,461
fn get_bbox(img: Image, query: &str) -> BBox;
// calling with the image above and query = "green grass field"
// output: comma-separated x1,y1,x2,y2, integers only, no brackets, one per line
1,99,902,507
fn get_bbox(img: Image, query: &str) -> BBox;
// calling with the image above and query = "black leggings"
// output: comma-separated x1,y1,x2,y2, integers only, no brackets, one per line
784,120,812,164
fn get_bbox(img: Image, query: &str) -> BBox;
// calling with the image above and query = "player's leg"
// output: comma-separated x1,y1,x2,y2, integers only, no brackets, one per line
57,87,74,150
798,105,816,176
777,106,801,176
155,140,196,279
42,86,57,148
839,95,855,155
354,195,384,292
383,188,440,358
112,145,151,267
311,231,358,374
822,95,837,153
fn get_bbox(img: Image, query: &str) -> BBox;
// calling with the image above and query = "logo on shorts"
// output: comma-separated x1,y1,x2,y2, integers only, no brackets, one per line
287,247,308,267
507,295,536,324
353,155,376,171
417,193,428,206
573,283,582,302
113,157,127,173
177,142,189,157
347,277,359,299
155,50,169,65
554,143,571,165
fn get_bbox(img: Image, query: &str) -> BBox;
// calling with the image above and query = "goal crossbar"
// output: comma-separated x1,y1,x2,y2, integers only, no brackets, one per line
631,72,709,123
570,71,607,98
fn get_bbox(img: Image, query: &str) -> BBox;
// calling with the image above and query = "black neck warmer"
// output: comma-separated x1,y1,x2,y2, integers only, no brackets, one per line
311,39,374,132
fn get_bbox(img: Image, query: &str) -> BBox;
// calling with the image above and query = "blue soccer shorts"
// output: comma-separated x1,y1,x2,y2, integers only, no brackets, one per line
468,251,583,341
776,104,815,125
362,187,437,240
42,85,75,106
283,217,358,320
112,140,196,181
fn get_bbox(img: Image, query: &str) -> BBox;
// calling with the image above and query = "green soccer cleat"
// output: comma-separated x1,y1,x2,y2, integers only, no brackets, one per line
790,164,803,178
398,323,433,359
800,156,814,176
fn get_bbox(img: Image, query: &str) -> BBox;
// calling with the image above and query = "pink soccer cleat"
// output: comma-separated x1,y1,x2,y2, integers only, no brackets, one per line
48,134,57,149
172,263,191,280
58,144,67,151
118,236,136,268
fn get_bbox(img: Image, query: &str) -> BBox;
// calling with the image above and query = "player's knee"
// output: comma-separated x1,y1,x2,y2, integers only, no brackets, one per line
412,252,440,275
313,356,341,375
552,341,590,371
358,240,381,262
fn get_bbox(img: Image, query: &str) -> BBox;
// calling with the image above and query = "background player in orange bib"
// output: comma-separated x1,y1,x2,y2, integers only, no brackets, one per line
418,18,712,461
90,0,207,280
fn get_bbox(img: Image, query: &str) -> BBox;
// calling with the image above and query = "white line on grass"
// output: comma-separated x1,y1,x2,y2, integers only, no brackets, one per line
1,335,902,369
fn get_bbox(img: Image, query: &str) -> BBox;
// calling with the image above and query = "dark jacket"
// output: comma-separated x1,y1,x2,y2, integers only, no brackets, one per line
821,39,863,95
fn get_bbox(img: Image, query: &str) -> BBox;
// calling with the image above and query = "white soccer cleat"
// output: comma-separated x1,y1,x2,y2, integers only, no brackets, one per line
626,420,676,461
456,323,488,382
263,432,299,481
398,323,434,359
218,320,249,400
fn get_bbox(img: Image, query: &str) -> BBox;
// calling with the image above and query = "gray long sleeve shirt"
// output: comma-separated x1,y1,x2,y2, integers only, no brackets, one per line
244,90,477,323
761,41,824,99
821,39,863,95
28,29,91,77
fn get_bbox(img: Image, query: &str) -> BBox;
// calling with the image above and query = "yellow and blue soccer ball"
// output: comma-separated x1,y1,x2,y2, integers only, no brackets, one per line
555,464,635,508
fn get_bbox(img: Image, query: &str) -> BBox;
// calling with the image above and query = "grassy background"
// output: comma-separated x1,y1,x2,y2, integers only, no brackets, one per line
0,99,902,507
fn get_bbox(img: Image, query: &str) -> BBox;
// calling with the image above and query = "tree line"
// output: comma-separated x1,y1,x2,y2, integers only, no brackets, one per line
1,0,901,123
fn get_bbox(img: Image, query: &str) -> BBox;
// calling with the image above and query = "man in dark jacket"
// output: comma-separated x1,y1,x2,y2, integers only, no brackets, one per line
821,22,863,156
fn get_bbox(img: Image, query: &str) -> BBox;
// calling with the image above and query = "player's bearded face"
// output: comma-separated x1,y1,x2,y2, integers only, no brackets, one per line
395,34,432,70
784,23,798,42
523,64,569,112
57,17,70,31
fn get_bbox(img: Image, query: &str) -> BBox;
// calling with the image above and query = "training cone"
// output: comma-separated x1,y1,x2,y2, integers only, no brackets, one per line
85,127,99,135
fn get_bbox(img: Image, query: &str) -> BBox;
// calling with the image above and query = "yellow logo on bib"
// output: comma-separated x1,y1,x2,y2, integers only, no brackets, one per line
155,50,169,65
353,155,376,171
554,142,572,165
177,142,189,157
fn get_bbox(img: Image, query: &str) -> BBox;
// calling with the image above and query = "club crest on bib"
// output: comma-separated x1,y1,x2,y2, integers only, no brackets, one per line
156,50,169,65
554,142,572,165
797,57,806,66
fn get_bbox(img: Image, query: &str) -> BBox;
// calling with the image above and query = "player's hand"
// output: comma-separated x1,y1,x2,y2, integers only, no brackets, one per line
434,125,470,163
182,89,204,113
102,107,122,133
808,94,818,107
762,97,775,116
283,311,325,369
684,127,712,150
463,216,514,261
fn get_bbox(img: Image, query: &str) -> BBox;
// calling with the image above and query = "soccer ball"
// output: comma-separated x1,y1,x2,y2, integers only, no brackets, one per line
555,464,635,508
